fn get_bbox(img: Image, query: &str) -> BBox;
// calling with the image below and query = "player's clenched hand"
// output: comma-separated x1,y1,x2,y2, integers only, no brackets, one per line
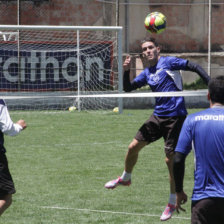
17,119,27,130
175,191,187,213
123,55,131,71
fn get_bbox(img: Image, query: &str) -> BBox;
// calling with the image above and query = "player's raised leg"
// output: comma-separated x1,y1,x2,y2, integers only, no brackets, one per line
104,139,147,189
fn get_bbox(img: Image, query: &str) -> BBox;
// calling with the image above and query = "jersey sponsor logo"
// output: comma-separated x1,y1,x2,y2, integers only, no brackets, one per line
150,68,162,83
195,114,224,121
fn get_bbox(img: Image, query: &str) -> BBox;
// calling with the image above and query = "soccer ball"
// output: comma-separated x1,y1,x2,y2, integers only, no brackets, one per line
144,12,166,34
113,107,119,113
69,106,76,112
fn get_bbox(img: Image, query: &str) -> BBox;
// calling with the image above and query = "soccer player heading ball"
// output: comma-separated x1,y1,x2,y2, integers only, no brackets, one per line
105,37,210,221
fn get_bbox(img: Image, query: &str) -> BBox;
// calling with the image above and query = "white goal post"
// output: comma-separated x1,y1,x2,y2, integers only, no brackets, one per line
0,25,123,112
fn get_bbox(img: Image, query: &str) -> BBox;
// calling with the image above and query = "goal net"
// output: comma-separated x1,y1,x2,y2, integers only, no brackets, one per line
0,25,209,113
0,25,123,111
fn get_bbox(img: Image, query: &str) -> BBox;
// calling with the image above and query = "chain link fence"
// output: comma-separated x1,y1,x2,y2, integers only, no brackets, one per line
0,0,223,82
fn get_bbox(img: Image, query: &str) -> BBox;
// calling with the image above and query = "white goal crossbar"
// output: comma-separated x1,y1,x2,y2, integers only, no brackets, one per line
0,25,123,31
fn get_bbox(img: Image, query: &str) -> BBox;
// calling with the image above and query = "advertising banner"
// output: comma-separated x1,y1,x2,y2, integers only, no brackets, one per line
0,42,113,91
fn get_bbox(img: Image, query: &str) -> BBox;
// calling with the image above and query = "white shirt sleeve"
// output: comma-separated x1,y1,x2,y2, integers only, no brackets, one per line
0,103,23,136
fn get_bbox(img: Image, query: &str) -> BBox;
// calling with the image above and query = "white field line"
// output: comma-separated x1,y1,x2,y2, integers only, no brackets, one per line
41,206,190,220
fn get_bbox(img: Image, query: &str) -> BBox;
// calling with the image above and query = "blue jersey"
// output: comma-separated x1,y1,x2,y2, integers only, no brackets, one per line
175,107,224,201
133,56,188,116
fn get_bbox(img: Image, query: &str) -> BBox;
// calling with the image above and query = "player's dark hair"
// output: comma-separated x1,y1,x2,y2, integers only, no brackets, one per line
141,37,159,47
208,76,224,104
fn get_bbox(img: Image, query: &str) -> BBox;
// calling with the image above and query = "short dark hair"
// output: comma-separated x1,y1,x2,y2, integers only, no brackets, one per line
141,37,159,47
208,76,224,104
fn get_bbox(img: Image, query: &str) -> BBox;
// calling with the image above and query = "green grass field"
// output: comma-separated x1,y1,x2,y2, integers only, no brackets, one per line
1,109,200,224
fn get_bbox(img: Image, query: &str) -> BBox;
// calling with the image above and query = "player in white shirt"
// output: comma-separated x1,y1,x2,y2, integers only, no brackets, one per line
0,99,27,216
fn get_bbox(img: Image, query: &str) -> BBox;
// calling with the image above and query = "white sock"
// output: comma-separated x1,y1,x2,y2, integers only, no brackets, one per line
121,170,131,181
169,194,176,205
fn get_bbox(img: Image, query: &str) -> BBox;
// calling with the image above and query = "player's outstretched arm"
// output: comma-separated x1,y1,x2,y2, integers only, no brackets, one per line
186,61,210,85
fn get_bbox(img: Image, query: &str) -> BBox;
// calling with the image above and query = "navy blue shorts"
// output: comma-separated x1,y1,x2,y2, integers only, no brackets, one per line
0,151,16,198
135,115,186,155
192,198,224,224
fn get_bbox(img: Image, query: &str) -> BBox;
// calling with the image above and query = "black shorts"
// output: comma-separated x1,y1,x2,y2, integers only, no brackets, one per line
191,198,224,224
135,115,186,155
0,151,16,198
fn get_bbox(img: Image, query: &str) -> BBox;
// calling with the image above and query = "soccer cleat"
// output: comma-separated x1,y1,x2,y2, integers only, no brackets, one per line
104,177,131,189
160,203,175,221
